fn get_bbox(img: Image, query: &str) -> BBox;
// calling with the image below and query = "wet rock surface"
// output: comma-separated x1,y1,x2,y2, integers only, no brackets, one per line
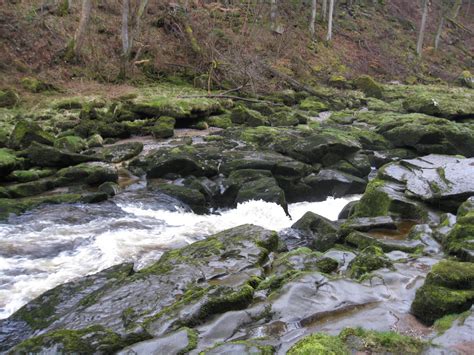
1,82,474,354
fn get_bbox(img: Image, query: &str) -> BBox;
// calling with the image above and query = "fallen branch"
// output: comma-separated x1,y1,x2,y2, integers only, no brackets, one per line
446,17,473,35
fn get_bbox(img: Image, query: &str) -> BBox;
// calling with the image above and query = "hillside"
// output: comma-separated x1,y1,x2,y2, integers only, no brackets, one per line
0,0,473,94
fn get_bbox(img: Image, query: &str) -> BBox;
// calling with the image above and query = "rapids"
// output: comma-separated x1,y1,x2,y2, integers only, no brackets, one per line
0,192,359,319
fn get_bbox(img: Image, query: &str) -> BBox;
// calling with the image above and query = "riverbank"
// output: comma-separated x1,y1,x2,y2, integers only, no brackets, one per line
0,78,473,353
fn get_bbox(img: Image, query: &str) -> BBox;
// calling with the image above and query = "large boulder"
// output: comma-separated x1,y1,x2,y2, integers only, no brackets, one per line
0,225,278,350
411,260,474,325
55,162,118,186
230,106,268,127
27,142,102,168
8,121,55,149
442,197,474,261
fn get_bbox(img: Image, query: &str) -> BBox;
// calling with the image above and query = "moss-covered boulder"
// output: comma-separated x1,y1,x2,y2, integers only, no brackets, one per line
151,116,175,138
0,88,20,108
27,142,101,168
0,148,24,177
6,168,55,183
54,135,87,153
402,90,474,119
347,245,393,279
5,179,55,198
11,325,141,354
9,120,55,149
354,75,383,99
207,113,233,128
443,198,474,261
55,162,118,187
411,260,474,325
230,106,268,127
345,231,423,253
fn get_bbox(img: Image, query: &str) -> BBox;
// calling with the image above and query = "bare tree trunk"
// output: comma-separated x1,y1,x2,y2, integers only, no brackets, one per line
434,15,444,50
310,0,317,37
322,0,327,20
416,0,429,57
73,0,91,57
120,0,130,79
270,0,278,26
326,0,334,41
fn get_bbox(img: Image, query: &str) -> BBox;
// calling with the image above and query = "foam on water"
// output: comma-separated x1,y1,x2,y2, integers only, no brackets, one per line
0,196,359,319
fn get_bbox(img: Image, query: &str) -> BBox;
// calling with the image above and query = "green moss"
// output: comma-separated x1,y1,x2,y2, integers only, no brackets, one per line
230,106,267,127
152,116,175,138
6,169,55,183
207,114,233,128
9,120,55,149
54,135,87,153
433,311,470,334
299,98,328,112
444,212,474,261
348,246,393,280
354,75,383,99
257,270,303,293
0,148,23,175
411,284,474,325
12,325,138,353
339,327,425,354
288,333,349,355
178,327,199,355
353,179,390,217
315,257,339,273
426,260,474,290
200,339,274,355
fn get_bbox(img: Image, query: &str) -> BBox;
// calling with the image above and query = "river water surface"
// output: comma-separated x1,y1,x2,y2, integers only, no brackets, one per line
0,192,359,319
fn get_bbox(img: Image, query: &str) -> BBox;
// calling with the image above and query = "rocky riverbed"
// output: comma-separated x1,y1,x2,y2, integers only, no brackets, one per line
0,81,473,354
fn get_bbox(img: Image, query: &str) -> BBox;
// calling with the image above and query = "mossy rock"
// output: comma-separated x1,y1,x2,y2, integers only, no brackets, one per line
299,98,328,112
443,210,474,261
9,120,55,149
354,75,383,99
411,259,474,324
5,179,54,198
12,325,140,354
27,142,101,168
288,333,349,355
55,162,118,187
268,111,300,127
411,284,474,325
54,135,87,153
348,245,393,279
0,148,24,176
100,142,143,163
0,89,20,108
201,339,274,355
6,168,55,183
207,113,233,129
20,77,56,93
230,106,268,127
328,75,350,89
152,116,175,138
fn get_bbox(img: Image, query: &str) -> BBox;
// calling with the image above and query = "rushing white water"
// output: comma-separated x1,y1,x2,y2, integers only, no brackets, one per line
0,195,359,319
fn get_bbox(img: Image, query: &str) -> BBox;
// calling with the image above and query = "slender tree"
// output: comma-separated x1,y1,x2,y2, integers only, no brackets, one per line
270,0,278,28
326,0,334,41
66,0,91,61
310,0,317,37
434,0,462,50
120,0,149,78
322,0,327,20
416,0,429,57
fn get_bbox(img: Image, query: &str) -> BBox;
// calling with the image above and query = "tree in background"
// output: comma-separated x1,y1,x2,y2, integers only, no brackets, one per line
310,0,317,38
65,0,92,62
416,0,430,57
326,0,334,41
120,0,149,79
434,0,462,50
